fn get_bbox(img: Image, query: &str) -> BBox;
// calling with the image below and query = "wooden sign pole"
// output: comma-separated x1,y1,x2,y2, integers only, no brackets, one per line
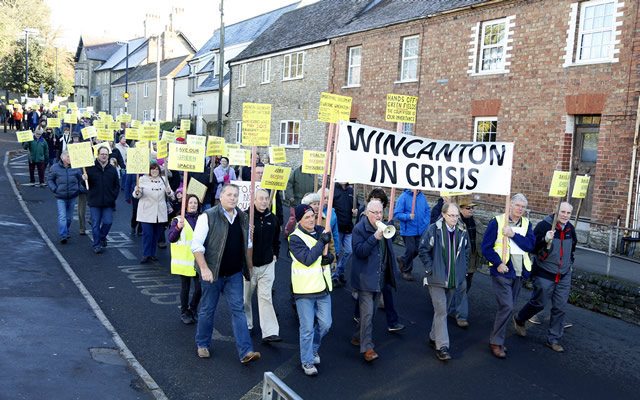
247,146,257,272
317,123,334,225
180,171,188,220
502,192,511,263
324,129,339,255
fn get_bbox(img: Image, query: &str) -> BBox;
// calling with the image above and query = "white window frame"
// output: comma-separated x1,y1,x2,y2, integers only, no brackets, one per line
468,16,515,75
399,122,414,136
283,52,304,80
143,110,149,121
80,71,86,85
346,46,362,87
159,81,162,96
143,82,149,98
178,104,183,116
197,100,204,117
399,36,419,82
261,59,271,84
578,0,618,63
238,64,247,87
473,117,498,143
235,121,242,144
157,109,162,121
97,74,101,85
279,120,300,147
479,18,507,72
150,109,155,121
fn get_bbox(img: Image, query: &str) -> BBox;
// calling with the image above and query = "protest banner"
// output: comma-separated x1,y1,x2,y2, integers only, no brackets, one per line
224,143,240,157
86,106,94,112
242,103,271,146
385,94,418,124
260,165,291,191
127,146,151,175
187,178,208,203
270,146,286,164
441,191,472,197
81,126,98,140
132,120,141,128
117,114,132,123
318,92,352,123
47,118,60,128
332,121,514,196
59,105,67,115
67,142,95,168
82,111,91,118
125,128,139,141
229,148,250,166
97,128,112,141
187,134,207,147
156,140,168,160
207,137,225,156
16,130,33,143
140,125,159,141
302,150,327,175
168,144,205,173
180,119,191,131
572,176,591,199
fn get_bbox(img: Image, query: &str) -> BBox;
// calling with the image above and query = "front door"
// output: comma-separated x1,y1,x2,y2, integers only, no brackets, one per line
570,115,600,219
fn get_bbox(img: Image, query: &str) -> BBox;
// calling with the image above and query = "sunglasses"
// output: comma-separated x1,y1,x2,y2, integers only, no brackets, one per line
464,206,474,210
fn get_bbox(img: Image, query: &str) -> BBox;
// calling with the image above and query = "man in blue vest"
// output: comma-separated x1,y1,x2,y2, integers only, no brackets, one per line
395,189,430,281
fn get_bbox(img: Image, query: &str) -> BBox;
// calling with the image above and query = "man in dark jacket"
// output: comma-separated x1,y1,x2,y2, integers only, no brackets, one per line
333,182,358,285
351,200,397,362
84,146,120,253
514,202,576,353
48,151,86,243
244,189,282,343
283,165,314,235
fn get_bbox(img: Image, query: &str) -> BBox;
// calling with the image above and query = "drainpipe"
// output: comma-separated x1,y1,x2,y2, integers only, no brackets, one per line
625,94,640,230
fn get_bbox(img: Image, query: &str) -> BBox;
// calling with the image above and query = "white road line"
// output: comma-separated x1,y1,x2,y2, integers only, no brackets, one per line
118,248,137,260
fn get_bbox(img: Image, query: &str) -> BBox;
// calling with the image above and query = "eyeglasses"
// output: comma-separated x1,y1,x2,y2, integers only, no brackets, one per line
445,214,459,218
368,210,383,215
464,207,474,210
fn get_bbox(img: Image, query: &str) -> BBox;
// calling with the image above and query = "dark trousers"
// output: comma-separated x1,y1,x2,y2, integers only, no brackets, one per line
399,235,420,272
141,222,163,257
130,199,141,231
490,275,521,346
354,282,399,328
180,275,202,314
28,162,45,184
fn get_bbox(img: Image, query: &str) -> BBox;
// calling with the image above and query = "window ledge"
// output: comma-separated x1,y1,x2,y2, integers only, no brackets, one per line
342,84,361,89
260,81,271,85
238,84,246,88
563,59,616,68
470,70,509,76
394,79,419,84
282,76,304,82
280,144,300,148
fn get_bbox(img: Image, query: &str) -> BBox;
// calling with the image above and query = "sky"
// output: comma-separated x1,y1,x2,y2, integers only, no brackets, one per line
45,0,310,51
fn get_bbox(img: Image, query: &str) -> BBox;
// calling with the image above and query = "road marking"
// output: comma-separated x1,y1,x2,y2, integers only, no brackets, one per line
239,353,300,400
118,248,137,260
117,265,180,305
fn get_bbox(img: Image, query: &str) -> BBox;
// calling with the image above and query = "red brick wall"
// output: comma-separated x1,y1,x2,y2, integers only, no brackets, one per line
330,0,640,224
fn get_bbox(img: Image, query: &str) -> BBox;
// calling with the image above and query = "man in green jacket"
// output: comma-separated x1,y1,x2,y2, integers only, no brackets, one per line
23,130,49,187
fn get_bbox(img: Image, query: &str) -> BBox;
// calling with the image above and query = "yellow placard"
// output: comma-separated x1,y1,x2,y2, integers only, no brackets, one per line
156,140,168,159
47,118,61,128
109,121,121,131
140,125,159,141
98,111,106,119
31,104,39,111
127,146,151,175
224,143,240,157
16,130,33,143
180,119,191,131
385,94,418,123
571,176,591,199
302,150,327,174
68,102,78,109
187,134,207,147
161,131,175,143
125,128,139,141
260,165,291,191
168,144,205,172
187,178,208,203
549,171,571,197
81,126,98,140
440,191,472,197
242,103,271,146
104,115,114,123
269,146,286,164
9,100,14,104
174,129,186,139
229,148,250,166
97,128,113,141
318,92,352,123
117,114,132,123
65,113,77,124
67,142,95,168
131,120,141,128
82,111,91,118
207,137,225,156
93,142,112,157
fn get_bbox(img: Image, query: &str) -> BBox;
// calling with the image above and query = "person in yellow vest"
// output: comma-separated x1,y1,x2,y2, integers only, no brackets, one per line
289,204,334,376
168,194,202,325
481,193,535,359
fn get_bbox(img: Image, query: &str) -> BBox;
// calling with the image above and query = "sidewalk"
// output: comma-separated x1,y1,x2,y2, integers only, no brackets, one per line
573,247,640,285
0,145,156,399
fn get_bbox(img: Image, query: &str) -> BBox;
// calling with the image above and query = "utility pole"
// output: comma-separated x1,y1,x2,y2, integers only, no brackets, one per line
217,0,224,137
22,28,39,100
155,34,161,121
125,42,129,113
55,47,58,99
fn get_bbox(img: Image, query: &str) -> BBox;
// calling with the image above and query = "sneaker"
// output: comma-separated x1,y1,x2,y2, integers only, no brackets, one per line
100,239,107,248
197,348,210,358
564,321,573,329
150,256,159,261
240,351,261,363
388,323,405,332
528,314,542,325
491,344,506,359
364,349,379,362
546,341,564,353
302,363,318,376
513,315,527,337
189,309,198,322
60,238,67,244
313,352,320,365
436,346,452,361
456,320,469,328
181,312,195,325
401,271,414,281
93,247,103,254
262,335,282,343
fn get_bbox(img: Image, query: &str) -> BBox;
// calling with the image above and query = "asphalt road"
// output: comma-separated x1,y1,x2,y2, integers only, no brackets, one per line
4,137,640,400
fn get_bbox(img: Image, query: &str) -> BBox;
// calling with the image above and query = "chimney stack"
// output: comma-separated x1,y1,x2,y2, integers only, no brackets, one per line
169,7,184,32
143,13,161,38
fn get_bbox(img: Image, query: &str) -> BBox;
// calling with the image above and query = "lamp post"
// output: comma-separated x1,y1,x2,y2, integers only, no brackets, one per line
117,40,130,114
23,28,39,99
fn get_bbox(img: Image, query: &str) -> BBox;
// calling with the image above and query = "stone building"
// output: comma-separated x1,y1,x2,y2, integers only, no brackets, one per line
73,36,120,109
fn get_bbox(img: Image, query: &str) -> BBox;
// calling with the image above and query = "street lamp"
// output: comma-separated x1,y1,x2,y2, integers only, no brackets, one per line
117,40,130,114
23,28,39,99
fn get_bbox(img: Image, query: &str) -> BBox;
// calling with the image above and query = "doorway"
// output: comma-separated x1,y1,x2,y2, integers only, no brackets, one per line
570,115,600,219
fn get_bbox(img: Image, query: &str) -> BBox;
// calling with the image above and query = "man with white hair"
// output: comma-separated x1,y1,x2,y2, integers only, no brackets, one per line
513,202,576,353
481,193,536,359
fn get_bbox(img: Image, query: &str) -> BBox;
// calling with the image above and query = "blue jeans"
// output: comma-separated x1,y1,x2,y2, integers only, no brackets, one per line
141,222,163,257
56,198,77,239
201,203,212,211
195,272,253,360
90,206,113,249
295,295,332,365
334,233,352,278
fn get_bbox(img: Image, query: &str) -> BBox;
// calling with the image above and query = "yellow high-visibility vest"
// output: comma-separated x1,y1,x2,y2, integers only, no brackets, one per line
170,219,196,277
289,228,332,294
491,214,531,271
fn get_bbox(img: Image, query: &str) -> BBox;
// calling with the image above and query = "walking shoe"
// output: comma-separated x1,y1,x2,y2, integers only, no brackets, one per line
332,278,341,288
528,314,542,325
364,349,379,362
388,323,405,332
350,337,360,346
262,335,282,343
313,352,320,365
435,347,451,361
456,320,469,328
100,239,107,248
189,309,198,322
181,312,195,325
378,296,385,309
150,256,159,261
93,247,103,254
513,316,527,337
564,321,573,329
79,231,86,235
158,241,167,249
197,348,210,358
401,271,414,281
396,256,405,271
60,238,67,244
546,341,564,353
338,275,347,285
140,256,151,264
302,363,318,376
491,344,506,359
240,351,261,363
130,227,136,235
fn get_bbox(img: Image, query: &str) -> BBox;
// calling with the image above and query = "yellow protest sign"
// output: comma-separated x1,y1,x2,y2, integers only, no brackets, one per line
0,96,3,99
59,105,67,115
156,140,168,159
82,111,91,118
140,125,159,141
161,131,175,143
16,130,33,143
180,119,191,131
229,148,250,166
9,100,14,105
571,176,591,199
187,178,208,203
302,150,327,174
318,92,352,123
224,143,240,157
65,113,77,124
269,146,286,164
47,118,61,128
81,126,98,140
97,128,113,141
109,121,121,131
174,129,186,139
117,114,132,123
260,165,291,191
104,114,114,123
67,142,95,168
131,120,141,128
549,171,571,197
68,102,78,109
127,146,151,175
31,104,39,111
187,134,207,147
168,144,205,172
125,128,139,141
207,137,225,156
93,143,112,157
242,103,271,146
385,94,418,123
98,111,106,119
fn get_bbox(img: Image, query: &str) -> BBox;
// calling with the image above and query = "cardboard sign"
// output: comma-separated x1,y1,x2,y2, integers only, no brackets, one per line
140,125,159,141
242,103,271,146
16,130,33,143
156,140,168,160
302,150,327,174
81,126,98,140
125,128,139,141
572,176,591,199
68,102,78,109
269,146,286,164
82,111,91,118
180,119,191,131
93,143,112,157
67,142,95,168
47,118,61,128
161,131,176,143
549,171,571,197
187,134,207,147
98,111,106,119
117,114,132,123
318,92,352,123
127,146,151,175
64,113,77,124
104,115,114,123
60,106,68,115
233,181,261,211
174,129,186,139
187,178,208,203
229,148,250,166
97,128,113,141
109,121,121,131
206,137,225,156
385,94,418,123
168,144,205,172
260,165,291,191
132,120,141,128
